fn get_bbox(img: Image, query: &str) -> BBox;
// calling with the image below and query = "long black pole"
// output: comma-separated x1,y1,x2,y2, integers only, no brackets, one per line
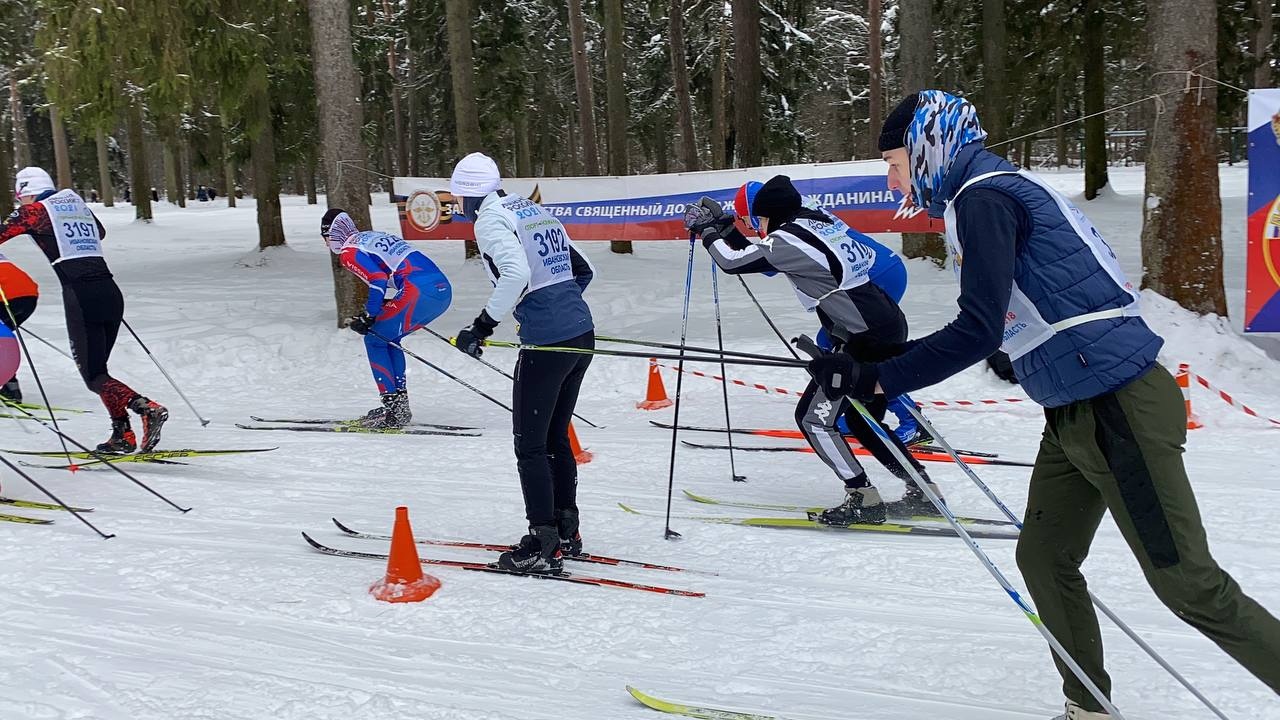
368,329,514,414
737,276,801,360
121,320,210,426
0,289,74,462
480,340,804,368
663,238,698,540
595,335,794,363
422,327,601,428
709,263,744,482
0,455,115,538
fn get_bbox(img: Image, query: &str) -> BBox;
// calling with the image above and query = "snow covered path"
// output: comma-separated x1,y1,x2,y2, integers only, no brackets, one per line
1,167,1278,719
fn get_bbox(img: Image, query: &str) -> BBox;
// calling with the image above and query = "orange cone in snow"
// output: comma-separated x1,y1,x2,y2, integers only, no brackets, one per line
569,422,593,464
1177,363,1203,430
636,358,673,410
369,506,441,603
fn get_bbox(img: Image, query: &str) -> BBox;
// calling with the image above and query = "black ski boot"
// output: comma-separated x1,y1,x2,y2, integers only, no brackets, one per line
359,391,412,429
813,486,886,526
885,475,946,517
129,396,169,452
497,525,564,574
555,508,583,557
96,417,138,455
0,378,21,404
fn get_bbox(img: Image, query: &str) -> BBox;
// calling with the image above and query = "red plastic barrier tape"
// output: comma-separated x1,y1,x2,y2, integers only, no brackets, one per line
1183,365,1280,428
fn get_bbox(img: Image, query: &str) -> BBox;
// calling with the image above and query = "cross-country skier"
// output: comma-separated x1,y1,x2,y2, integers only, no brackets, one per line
320,209,453,428
685,174,943,526
449,152,596,575
0,253,38,401
0,167,168,452
808,90,1280,718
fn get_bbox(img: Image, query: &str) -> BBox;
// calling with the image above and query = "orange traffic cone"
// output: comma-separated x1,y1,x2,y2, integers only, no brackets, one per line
369,506,441,603
1176,363,1203,430
636,357,673,410
568,422,593,464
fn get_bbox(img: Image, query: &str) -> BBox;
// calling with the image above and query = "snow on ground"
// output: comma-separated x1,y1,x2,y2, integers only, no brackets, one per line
0,166,1277,720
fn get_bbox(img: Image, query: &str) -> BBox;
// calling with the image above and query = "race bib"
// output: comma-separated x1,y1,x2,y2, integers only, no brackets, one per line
501,195,574,293
40,190,102,264
351,231,414,274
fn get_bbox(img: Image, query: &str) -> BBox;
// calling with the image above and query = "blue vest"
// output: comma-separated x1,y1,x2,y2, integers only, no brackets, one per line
940,146,1163,407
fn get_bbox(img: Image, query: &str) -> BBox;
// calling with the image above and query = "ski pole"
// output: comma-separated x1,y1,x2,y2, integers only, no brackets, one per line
662,237,698,540
478,339,805,369
0,400,192,513
904,405,1231,720
0,454,115,539
19,327,75,362
368,329,514,414
709,263,744,482
790,335,1124,719
595,335,799,363
737,276,800,360
121,320,210,426
0,288,74,462
423,327,601,429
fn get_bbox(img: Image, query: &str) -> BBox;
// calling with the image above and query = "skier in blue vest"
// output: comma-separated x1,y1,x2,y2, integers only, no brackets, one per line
808,90,1280,719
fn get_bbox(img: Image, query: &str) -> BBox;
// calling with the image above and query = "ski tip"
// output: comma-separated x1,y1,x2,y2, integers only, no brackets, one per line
331,517,359,535
617,503,641,515
300,531,324,550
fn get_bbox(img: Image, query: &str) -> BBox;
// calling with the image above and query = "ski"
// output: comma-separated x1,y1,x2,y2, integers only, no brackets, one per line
681,489,1016,528
301,532,704,597
650,421,999,458
0,496,93,512
0,512,53,525
250,416,479,431
0,412,67,421
679,440,1034,468
3,401,89,414
627,686,780,720
5,447,277,461
237,423,480,438
618,504,1019,540
330,517,712,575
21,457,189,470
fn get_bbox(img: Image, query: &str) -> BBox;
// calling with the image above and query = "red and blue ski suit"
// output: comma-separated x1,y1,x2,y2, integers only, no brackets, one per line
340,230,452,394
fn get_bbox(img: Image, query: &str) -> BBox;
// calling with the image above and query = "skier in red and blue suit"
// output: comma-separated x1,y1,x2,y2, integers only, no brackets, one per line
321,208,452,428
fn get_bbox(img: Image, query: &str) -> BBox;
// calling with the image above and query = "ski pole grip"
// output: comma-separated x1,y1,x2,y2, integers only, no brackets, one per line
791,334,823,360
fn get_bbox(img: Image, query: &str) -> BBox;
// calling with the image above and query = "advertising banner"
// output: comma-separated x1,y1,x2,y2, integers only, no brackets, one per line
1246,88,1280,332
392,159,939,242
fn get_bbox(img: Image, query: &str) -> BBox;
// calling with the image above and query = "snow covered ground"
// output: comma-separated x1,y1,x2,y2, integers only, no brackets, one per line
1,165,1278,720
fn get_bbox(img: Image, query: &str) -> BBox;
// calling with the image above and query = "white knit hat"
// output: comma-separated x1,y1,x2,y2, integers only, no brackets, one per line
15,167,55,199
449,152,501,198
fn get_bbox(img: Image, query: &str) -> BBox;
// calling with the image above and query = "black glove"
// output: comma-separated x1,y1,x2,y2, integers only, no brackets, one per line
683,197,735,243
348,312,375,336
455,309,499,358
806,352,880,402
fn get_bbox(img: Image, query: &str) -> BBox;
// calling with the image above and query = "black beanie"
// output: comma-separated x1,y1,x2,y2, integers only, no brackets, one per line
878,93,921,152
751,175,802,228
320,207,345,237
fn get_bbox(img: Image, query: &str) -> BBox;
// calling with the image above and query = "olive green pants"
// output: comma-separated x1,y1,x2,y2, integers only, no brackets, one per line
1015,364,1280,710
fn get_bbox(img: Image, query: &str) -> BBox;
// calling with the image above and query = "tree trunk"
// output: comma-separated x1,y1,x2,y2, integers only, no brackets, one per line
1083,0,1108,199
444,0,482,258
381,0,408,176
185,138,197,200
898,0,941,263
172,137,187,207
711,22,729,169
981,0,1006,157
731,0,762,167
125,100,153,221
669,0,699,171
1141,0,1225,315
568,0,601,175
1258,0,1275,88
602,0,633,254
309,0,372,322
50,105,73,188
250,128,284,248
514,111,532,177
406,40,420,177
305,147,318,204
0,107,13,215
1055,73,1068,167
867,0,883,157
222,121,237,209
95,128,114,206
9,77,29,168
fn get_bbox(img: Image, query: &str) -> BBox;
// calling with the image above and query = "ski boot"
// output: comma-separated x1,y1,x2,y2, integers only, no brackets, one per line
359,391,412,429
497,525,564,575
129,396,169,452
96,417,138,455
555,507,583,557
885,474,946,517
0,378,21,404
1052,702,1111,719
813,486,886,526
895,424,934,447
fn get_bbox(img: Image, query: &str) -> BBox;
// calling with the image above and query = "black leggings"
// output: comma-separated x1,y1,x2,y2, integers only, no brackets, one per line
63,279,125,392
512,331,593,527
